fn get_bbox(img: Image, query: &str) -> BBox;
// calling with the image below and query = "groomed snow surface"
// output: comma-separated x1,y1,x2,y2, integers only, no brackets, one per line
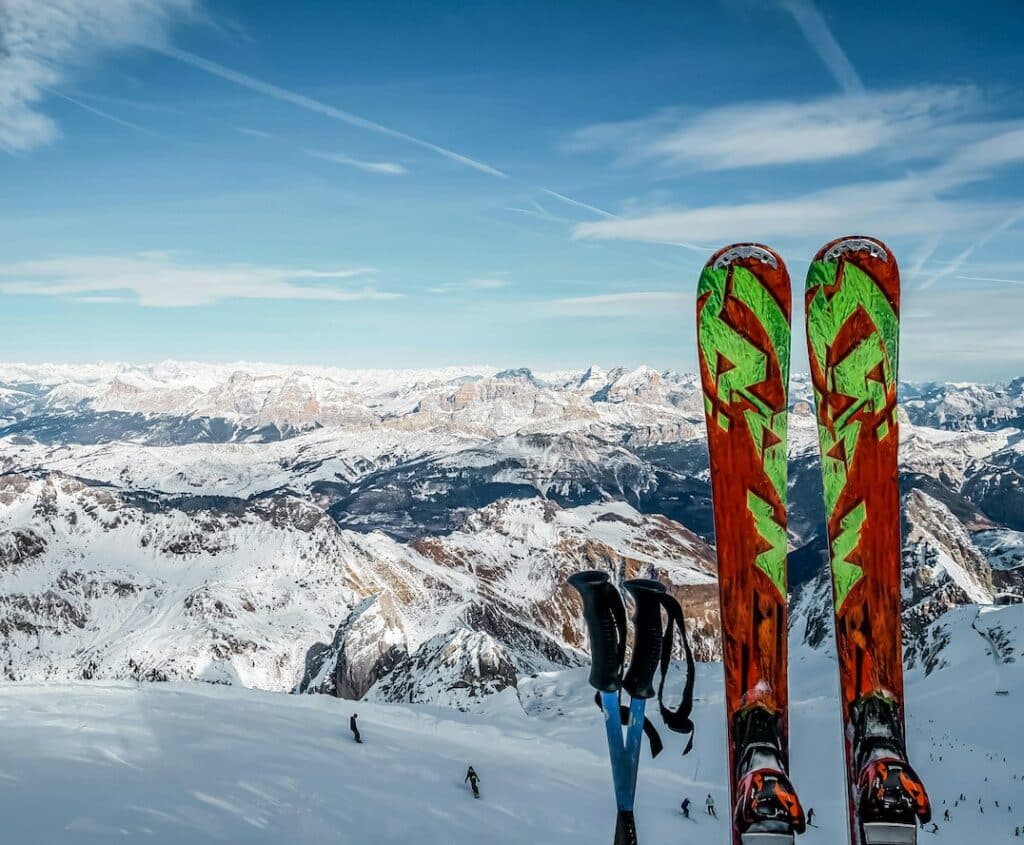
2,608,1022,844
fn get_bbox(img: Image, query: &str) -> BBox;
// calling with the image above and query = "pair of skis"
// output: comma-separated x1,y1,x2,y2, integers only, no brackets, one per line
696,237,931,845
568,571,696,845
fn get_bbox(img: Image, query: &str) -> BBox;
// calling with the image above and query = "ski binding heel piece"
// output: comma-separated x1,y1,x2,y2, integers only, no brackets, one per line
740,833,795,844
861,822,917,845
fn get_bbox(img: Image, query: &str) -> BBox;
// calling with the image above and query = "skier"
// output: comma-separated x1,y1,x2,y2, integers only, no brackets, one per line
680,797,691,819
706,794,717,818
807,807,816,827
349,713,361,744
465,766,480,799
944,809,950,822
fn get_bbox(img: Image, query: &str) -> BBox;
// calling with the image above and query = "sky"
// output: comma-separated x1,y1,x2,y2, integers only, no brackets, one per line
1,0,1023,381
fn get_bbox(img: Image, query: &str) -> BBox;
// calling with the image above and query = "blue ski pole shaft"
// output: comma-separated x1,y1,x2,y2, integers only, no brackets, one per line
600,691,643,845
624,696,647,805
599,691,632,809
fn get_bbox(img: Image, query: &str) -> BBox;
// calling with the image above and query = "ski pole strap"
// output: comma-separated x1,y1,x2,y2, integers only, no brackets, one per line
592,692,665,759
656,592,696,754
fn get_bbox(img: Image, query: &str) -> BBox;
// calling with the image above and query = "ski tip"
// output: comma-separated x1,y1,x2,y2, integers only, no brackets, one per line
701,243,791,311
706,243,784,273
812,235,892,265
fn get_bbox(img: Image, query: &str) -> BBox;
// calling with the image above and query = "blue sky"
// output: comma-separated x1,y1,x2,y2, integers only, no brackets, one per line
2,1,1023,380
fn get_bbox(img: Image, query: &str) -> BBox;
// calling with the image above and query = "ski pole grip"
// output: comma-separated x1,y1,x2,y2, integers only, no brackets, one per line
568,570,625,693
622,578,666,700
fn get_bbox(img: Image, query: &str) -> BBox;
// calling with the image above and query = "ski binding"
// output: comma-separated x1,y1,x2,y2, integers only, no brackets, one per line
861,821,917,845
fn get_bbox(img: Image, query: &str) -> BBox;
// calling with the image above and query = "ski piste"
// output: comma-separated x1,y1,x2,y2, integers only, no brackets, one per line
568,570,695,845
696,244,805,844
805,236,931,845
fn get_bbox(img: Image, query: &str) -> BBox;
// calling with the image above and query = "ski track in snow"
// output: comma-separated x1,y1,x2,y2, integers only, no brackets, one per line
1,612,1022,845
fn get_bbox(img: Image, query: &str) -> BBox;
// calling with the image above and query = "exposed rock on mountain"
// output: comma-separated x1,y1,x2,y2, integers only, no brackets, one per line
369,628,518,710
1,362,1023,707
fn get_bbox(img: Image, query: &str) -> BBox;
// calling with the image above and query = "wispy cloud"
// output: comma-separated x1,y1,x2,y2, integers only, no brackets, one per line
921,208,1024,289
569,86,976,172
573,113,1024,248
156,45,506,178
547,290,688,317
901,283,1024,377
539,189,617,219
429,278,510,295
47,90,166,139
306,149,407,176
778,0,864,94
0,0,195,153
957,275,1024,287
0,254,398,307
573,179,954,245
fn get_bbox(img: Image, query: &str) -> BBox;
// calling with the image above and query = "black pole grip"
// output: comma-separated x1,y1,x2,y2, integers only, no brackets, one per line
568,570,625,693
614,809,639,845
622,578,666,700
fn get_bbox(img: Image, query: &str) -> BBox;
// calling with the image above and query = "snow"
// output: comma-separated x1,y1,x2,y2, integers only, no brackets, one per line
2,605,1022,844
974,529,1024,571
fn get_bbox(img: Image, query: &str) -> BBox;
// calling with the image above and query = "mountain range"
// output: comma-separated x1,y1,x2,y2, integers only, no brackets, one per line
1,361,1022,708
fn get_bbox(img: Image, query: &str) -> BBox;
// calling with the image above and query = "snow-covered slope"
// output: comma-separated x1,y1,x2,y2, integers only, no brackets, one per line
1,603,1022,844
0,472,716,698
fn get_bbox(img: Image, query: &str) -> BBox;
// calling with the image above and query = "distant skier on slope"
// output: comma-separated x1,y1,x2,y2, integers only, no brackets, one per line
350,713,361,743
465,766,480,798
706,794,717,818
680,797,691,819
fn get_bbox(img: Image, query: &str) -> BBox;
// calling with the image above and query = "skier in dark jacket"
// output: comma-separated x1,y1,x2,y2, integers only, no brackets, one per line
680,797,691,818
465,766,480,798
350,713,361,743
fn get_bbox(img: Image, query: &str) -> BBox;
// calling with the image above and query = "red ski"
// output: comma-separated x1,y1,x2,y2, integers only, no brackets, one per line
805,236,931,845
697,244,806,844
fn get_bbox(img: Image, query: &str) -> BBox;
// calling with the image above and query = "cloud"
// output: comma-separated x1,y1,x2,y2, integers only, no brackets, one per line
957,275,1024,287
920,208,1024,289
539,189,616,219
0,254,399,307
574,179,981,245
568,86,976,172
778,0,864,94
47,89,165,139
901,282,1024,378
306,150,407,176
157,45,506,178
546,290,688,317
429,278,509,294
0,0,195,153
573,115,1024,249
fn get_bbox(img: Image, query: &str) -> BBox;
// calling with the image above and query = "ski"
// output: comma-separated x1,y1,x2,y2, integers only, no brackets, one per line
569,570,696,845
696,244,805,845
804,236,931,845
